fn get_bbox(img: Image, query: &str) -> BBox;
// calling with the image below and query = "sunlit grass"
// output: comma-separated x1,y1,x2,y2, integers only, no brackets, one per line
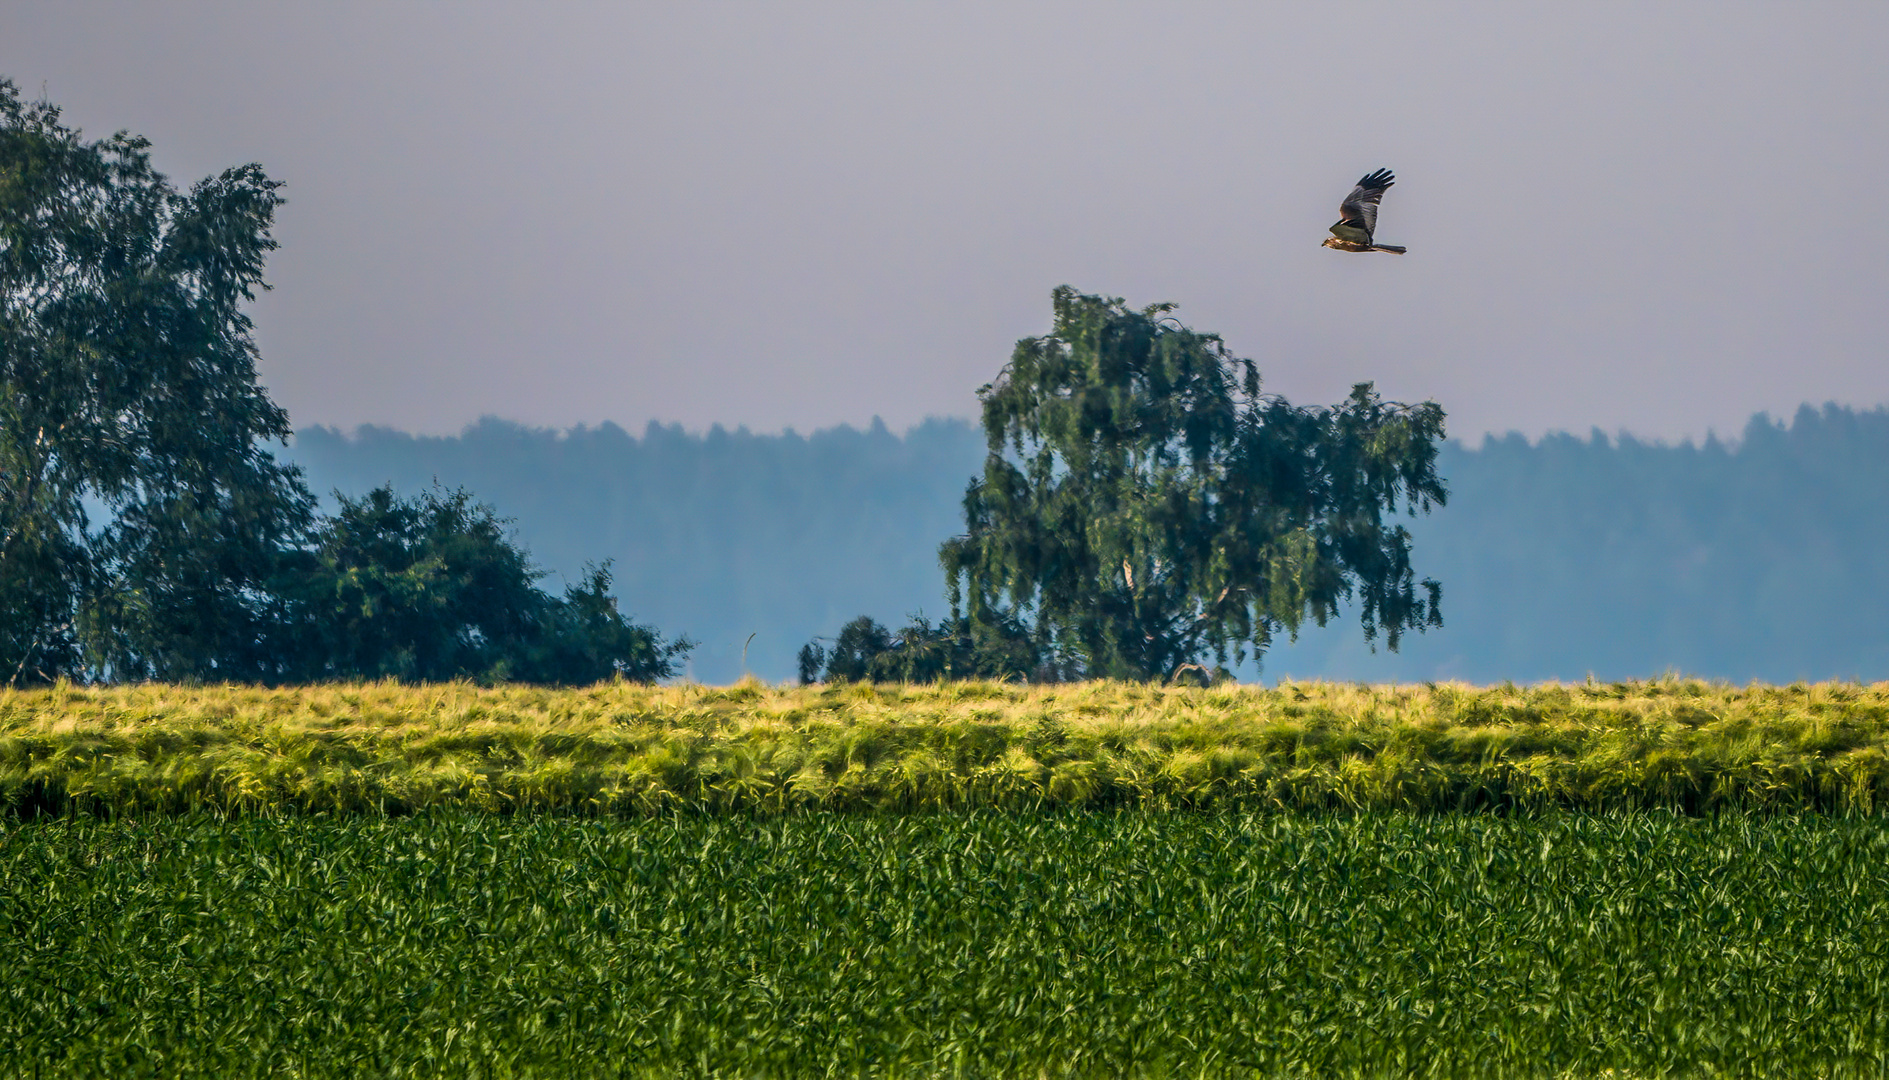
4,677,1889,814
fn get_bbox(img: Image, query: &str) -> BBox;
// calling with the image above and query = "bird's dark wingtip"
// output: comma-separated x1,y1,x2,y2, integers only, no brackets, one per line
1357,167,1395,189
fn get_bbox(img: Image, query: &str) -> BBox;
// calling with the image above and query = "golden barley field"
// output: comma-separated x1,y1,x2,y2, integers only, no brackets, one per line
5,677,1888,815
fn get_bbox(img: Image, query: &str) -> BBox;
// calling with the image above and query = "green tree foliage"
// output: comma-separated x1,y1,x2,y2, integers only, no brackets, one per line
941,286,1446,680
805,615,892,683
797,611,1037,684
298,417,985,683
298,405,1889,685
278,485,690,684
0,80,312,683
1,83,684,686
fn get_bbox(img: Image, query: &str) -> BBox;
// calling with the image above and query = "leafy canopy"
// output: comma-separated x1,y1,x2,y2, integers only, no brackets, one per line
0,81,686,686
941,286,1446,680
797,610,1038,685
277,485,691,684
0,79,310,683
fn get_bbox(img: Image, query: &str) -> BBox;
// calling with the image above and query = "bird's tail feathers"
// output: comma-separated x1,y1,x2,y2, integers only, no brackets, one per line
1371,244,1407,254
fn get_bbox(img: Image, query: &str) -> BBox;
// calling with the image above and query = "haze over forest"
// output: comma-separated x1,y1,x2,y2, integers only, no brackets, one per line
7,5,1887,445
289,403,1889,685
9,5,1887,687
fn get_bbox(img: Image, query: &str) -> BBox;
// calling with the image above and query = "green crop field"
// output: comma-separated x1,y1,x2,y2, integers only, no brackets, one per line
4,810,1887,1078
5,678,1889,815
8,681,1889,1076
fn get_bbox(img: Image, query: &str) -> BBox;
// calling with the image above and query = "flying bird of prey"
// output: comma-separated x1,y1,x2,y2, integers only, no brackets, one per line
1322,168,1406,253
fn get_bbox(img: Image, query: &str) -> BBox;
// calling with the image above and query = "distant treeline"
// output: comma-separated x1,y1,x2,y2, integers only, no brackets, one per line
1309,404,1889,685
291,418,976,682
289,402,1889,684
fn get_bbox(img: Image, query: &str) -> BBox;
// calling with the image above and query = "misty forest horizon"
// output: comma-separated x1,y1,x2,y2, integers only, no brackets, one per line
289,400,1889,686
8,74,1889,689
6,74,1455,688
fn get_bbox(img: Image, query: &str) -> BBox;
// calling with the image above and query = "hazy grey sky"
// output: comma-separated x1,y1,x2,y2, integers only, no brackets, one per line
5,2,1886,441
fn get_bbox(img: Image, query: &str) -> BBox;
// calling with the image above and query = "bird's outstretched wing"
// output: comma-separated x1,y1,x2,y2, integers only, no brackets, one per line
1337,168,1395,238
